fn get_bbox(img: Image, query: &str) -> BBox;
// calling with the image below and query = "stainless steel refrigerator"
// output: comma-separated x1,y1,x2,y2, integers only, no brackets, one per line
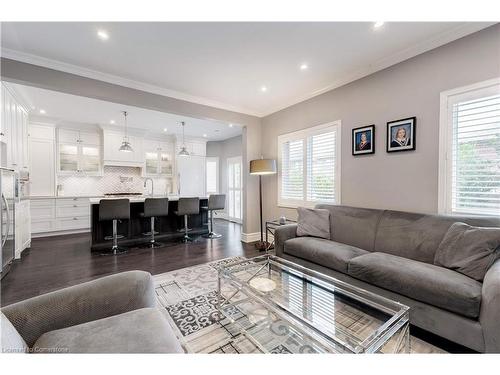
1,167,18,279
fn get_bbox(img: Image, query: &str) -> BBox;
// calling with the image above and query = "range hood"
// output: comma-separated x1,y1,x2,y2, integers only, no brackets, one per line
102,129,144,168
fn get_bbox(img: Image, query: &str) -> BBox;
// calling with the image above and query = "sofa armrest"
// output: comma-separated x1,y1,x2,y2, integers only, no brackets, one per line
274,224,298,257
480,260,500,353
1,270,156,348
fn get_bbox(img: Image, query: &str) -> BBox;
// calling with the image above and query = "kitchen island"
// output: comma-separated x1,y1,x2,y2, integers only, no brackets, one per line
89,196,209,251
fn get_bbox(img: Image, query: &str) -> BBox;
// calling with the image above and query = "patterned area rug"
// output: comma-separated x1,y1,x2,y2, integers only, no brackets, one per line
154,257,445,354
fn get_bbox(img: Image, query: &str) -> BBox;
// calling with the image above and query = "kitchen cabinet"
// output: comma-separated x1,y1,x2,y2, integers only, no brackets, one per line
175,139,207,157
103,130,143,167
15,199,31,258
143,139,174,176
1,83,29,172
57,128,102,175
29,124,56,197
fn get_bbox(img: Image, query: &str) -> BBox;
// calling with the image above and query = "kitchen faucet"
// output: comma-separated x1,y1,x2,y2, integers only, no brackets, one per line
144,178,154,196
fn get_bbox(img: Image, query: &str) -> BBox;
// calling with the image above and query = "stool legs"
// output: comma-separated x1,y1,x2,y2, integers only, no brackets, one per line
181,214,194,242
101,219,127,255
143,217,164,248
203,210,222,239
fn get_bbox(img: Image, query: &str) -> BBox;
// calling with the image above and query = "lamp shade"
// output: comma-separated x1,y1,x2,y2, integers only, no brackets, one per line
250,159,277,175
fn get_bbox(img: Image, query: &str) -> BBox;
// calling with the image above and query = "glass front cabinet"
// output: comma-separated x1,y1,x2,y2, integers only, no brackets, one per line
143,140,174,177
57,128,102,175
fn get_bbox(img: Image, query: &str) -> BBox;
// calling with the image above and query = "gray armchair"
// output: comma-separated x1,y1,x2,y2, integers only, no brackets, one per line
1,271,183,353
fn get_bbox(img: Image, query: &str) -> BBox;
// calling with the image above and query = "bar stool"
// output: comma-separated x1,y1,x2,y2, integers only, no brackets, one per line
175,197,200,243
202,194,226,239
98,199,130,255
140,198,168,248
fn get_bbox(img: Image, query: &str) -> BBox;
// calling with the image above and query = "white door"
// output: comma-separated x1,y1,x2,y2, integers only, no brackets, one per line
227,156,242,222
177,155,206,197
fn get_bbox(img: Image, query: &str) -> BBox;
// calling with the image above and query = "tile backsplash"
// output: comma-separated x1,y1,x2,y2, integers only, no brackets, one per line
57,166,172,196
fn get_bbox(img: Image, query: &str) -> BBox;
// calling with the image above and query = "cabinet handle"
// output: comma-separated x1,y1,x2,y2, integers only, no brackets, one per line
0,132,4,136
73,204,78,207
73,198,78,201
73,217,78,220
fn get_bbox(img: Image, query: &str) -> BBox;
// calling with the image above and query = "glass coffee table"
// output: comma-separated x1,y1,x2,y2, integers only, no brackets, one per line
217,255,410,353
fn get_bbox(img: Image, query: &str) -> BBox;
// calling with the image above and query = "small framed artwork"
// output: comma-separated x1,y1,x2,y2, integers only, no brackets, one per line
352,125,375,155
386,117,416,153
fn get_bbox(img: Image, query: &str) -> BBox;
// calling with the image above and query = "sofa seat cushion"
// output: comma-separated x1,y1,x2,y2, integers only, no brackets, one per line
284,237,369,273
33,308,183,353
347,252,482,319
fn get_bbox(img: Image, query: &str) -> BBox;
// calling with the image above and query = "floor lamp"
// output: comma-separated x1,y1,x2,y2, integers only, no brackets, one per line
249,158,277,251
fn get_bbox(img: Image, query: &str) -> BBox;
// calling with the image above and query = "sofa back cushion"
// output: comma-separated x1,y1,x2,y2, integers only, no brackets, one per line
374,210,500,264
296,207,331,239
315,204,384,251
1,311,28,353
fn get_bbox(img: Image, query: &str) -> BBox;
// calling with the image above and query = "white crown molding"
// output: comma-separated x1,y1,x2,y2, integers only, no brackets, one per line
2,22,495,118
1,48,263,117
259,22,496,116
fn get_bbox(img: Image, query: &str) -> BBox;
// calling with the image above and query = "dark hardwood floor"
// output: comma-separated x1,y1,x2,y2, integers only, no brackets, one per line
1,219,260,306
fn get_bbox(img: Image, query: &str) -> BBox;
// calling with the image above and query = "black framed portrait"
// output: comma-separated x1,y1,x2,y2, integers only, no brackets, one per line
352,125,375,155
386,117,416,153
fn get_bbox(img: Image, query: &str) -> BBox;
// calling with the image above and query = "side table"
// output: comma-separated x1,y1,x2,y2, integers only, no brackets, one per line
264,219,296,253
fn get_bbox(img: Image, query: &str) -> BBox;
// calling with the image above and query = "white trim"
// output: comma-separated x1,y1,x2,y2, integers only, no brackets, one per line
277,120,341,209
31,228,90,238
438,77,500,215
3,23,494,118
1,48,261,117
241,232,261,243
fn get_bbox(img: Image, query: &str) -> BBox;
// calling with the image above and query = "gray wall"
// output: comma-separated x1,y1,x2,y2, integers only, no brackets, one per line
0,58,262,234
207,135,243,216
261,24,500,222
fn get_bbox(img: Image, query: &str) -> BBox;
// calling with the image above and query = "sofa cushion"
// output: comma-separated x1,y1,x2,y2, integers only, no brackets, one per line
374,210,500,264
284,237,369,273
347,252,482,319
434,222,500,282
315,204,384,251
296,207,330,239
33,308,183,353
1,311,28,353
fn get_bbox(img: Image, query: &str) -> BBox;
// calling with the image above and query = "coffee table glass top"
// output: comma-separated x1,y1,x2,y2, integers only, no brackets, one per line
217,255,410,353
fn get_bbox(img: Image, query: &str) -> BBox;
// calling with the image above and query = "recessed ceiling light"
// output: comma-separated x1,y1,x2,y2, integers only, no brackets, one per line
39,109,46,114
97,30,109,41
260,86,268,92
300,63,308,71
374,22,385,29
203,134,207,138
228,123,233,128
110,120,115,124
163,128,168,132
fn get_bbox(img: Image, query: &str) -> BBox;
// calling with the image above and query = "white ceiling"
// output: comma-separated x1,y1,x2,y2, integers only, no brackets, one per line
8,83,243,141
1,22,494,116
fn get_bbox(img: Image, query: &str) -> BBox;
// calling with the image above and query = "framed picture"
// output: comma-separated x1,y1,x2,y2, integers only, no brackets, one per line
352,125,375,155
386,117,416,153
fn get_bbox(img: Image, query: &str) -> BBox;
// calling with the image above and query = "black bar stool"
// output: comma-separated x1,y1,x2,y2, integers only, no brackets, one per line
140,198,168,248
202,194,226,239
98,199,130,255
175,197,200,243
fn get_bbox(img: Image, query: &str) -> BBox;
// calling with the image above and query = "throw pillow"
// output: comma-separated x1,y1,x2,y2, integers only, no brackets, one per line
296,207,331,239
434,222,500,281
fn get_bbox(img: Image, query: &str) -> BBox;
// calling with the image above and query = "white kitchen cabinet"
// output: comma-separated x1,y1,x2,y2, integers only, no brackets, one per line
177,155,206,196
143,139,174,176
15,199,31,258
57,128,102,175
29,124,56,197
103,130,143,167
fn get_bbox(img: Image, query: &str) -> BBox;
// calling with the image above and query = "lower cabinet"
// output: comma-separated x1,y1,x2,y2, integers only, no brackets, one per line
15,200,31,258
30,197,91,236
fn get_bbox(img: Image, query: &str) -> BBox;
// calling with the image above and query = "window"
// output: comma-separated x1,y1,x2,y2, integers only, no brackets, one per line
439,78,500,216
206,157,219,194
278,121,341,207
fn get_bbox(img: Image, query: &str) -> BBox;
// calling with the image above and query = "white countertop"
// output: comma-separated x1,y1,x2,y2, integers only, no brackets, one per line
88,195,208,204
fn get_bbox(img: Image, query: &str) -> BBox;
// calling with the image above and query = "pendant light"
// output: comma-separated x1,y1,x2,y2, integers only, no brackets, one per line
178,121,189,156
119,111,134,153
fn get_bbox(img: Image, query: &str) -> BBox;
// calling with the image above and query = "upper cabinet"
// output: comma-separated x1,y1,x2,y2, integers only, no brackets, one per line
57,128,102,175
175,136,207,157
102,130,143,167
1,83,30,173
143,139,174,176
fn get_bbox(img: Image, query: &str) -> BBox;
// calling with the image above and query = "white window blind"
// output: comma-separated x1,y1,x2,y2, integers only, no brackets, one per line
451,93,500,215
206,157,218,194
281,139,304,200
278,122,341,207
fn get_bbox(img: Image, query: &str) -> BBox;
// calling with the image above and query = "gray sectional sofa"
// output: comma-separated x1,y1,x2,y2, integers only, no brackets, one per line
1,271,183,353
274,204,500,353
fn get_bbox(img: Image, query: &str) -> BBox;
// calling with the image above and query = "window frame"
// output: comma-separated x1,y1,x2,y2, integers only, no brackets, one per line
277,121,342,208
205,156,219,194
438,77,500,216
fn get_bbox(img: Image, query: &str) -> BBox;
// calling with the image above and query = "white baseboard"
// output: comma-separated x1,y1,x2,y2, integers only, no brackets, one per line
31,228,90,238
216,212,242,224
241,232,261,243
